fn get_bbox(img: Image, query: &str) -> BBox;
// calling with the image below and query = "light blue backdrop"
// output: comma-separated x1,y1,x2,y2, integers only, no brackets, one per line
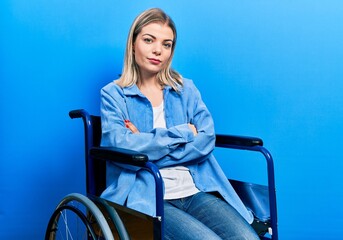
1,1,342,239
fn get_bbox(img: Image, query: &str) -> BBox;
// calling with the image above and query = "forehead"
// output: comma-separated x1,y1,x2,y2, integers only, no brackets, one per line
139,22,174,40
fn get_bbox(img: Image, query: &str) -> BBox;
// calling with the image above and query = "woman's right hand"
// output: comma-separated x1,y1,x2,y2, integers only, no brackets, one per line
125,120,140,133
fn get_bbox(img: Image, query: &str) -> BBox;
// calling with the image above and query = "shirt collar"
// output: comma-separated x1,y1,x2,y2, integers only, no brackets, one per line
122,84,142,96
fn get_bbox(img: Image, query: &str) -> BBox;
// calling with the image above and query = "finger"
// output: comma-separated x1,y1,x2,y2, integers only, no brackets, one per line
125,120,139,133
128,122,139,133
188,123,198,136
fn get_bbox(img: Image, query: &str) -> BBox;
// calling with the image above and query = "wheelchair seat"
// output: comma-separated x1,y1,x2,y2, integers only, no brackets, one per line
45,109,278,240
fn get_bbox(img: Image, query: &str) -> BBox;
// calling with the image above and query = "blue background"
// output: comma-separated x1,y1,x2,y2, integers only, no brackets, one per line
1,1,342,239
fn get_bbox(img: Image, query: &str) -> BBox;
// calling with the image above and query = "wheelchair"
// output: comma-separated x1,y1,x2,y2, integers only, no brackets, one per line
45,109,278,240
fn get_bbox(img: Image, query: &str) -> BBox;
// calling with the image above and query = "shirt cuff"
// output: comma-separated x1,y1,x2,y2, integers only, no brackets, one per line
173,124,195,142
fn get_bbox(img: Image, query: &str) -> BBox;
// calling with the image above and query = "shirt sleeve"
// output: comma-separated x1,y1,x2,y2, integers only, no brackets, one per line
155,81,216,168
100,84,195,161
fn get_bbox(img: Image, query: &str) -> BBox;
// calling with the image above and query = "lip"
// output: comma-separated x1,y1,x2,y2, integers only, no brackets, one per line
147,58,161,64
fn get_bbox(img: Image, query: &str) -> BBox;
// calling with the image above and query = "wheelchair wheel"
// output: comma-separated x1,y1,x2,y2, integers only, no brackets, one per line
45,193,114,240
93,197,130,240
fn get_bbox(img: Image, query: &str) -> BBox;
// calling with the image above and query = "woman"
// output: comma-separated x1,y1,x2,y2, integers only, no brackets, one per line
100,8,259,240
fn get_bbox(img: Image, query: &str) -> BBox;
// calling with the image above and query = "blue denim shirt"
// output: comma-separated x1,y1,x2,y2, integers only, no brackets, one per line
100,79,253,223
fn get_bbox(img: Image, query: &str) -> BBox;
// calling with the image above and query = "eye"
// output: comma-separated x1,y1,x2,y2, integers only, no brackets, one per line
163,42,172,49
143,38,153,43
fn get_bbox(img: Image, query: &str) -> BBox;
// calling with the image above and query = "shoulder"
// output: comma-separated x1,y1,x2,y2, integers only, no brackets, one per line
101,80,138,100
101,80,123,95
180,78,198,92
101,80,143,104
179,78,202,99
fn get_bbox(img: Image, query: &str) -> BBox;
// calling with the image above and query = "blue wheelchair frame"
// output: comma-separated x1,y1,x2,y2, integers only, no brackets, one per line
69,109,278,239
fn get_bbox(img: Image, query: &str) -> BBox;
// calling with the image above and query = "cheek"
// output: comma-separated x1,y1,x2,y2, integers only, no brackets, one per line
133,46,145,64
162,52,172,65
133,43,143,56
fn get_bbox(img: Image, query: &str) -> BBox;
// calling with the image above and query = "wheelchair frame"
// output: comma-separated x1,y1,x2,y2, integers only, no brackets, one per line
45,109,278,240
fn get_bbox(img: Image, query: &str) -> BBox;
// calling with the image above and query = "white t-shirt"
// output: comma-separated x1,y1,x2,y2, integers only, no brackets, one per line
153,102,200,200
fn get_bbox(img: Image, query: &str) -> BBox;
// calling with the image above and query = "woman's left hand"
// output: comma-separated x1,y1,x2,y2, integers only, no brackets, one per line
188,123,198,136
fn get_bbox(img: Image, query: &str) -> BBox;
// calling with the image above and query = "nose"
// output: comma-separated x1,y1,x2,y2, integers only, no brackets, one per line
153,44,162,56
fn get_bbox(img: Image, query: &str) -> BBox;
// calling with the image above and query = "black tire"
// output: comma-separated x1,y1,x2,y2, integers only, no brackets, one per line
45,193,114,240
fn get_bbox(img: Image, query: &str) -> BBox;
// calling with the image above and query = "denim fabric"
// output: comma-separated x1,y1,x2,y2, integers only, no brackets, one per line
164,192,259,240
100,79,253,224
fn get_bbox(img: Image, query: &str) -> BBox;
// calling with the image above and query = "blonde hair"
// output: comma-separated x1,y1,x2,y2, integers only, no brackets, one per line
117,8,183,91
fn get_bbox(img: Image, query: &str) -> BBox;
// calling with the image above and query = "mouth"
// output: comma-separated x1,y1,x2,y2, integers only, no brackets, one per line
147,58,162,65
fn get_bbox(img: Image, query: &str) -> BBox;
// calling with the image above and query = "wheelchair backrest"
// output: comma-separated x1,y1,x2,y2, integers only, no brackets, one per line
87,115,106,196
70,109,106,197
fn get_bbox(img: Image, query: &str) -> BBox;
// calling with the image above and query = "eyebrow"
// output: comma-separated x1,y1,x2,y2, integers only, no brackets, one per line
142,33,173,42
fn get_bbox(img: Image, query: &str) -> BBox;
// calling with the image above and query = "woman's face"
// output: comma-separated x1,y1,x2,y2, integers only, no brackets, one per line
133,22,174,79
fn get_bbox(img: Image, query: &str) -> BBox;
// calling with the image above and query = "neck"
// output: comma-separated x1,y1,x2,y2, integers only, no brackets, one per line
138,75,164,107
138,73,161,89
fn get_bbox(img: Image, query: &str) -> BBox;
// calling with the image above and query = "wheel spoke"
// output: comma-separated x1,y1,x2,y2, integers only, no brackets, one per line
45,193,115,240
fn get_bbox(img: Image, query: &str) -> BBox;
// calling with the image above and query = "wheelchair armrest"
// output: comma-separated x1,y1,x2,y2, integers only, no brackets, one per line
216,134,263,147
90,147,148,167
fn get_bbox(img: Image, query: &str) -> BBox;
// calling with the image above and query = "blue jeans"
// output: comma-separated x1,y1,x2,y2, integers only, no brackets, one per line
164,192,259,240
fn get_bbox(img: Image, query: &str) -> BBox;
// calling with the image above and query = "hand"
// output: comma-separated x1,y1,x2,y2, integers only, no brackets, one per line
188,123,198,136
125,120,140,133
